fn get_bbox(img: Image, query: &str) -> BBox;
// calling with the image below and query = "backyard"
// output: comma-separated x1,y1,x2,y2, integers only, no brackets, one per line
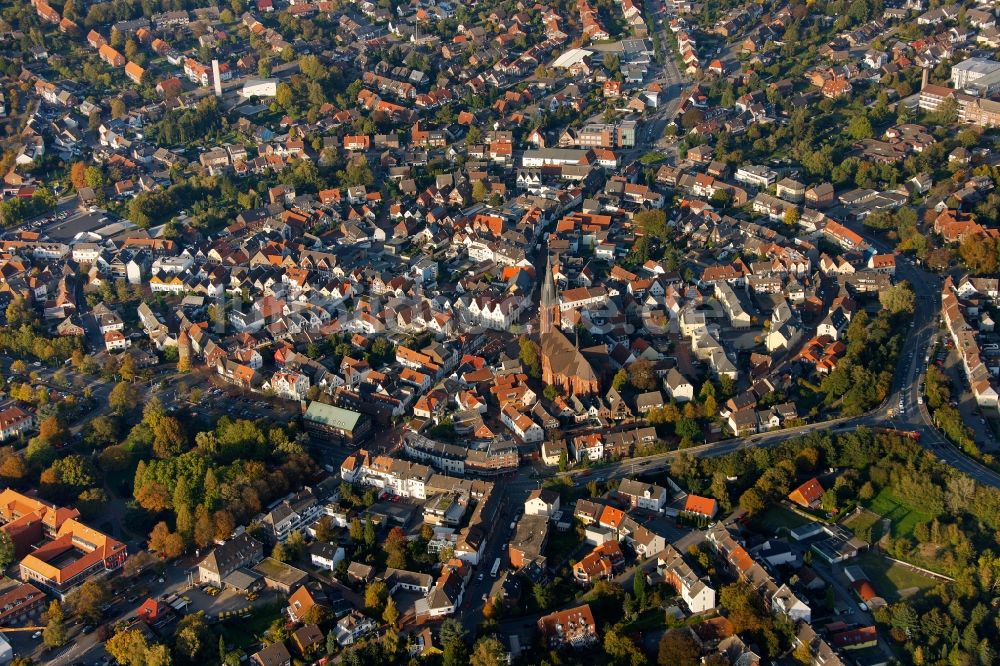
842,507,884,544
856,552,940,602
750,504,810,535
863,487,933,540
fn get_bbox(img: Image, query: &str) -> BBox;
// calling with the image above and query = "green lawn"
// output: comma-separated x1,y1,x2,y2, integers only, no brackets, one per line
842,509,884,544
750,505,810,535
856,552,939,602
621,608,666,634
639,152,668,165
218,602,283,649
864,488,932,539
546,527,585,568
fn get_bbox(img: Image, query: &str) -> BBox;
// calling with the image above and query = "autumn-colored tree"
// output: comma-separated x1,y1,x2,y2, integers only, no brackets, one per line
365,580,388,611
106,628,150,666
469,636,507,666
658,628,700,666
149,521,171,554
302,604,331,626
719,583,765,634
123,550,155,578
135,481,171,512
37,415,66,445
70,162,88,189
193,505,215,549
164,532,186,558
0,451,27,480
69,579,109,625
213,509,236,540
108,381,137,414
43,601,67,648
628,359,658,391
482,596,501,621
383,527,408,569
383,596,399,628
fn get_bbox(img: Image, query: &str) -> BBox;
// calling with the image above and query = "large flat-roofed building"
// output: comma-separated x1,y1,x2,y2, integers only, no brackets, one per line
508,515,549,570
18,519,126,597
303,401,371,445
951,57,1000,94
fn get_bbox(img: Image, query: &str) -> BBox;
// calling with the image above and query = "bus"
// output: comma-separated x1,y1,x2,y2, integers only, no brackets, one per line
490,558,501,578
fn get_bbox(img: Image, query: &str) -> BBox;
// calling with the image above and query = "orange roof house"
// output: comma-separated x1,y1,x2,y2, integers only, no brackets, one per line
17,518,126,594
598,505,626,531
788,478,824,508
98,44,125,67
683,494,718,518
537,604,598,648
573,541,624,584
87,29,106,49
125,61,146,84
0,489,80,557
137,598,168,623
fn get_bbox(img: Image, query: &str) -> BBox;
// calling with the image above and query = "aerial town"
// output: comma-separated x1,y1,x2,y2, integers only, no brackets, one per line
0,0,999,664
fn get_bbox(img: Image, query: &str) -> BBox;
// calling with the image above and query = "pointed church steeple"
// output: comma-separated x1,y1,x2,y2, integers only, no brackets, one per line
540,253,558,335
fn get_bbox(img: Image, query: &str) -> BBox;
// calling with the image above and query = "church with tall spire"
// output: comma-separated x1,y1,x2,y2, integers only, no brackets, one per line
538,253,603,396
540,254,559,336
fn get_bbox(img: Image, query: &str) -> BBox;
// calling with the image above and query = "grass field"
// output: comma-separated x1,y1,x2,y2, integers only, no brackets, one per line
751,505,810,535
842,509,884,543
864,488,932,539
856,552,939,601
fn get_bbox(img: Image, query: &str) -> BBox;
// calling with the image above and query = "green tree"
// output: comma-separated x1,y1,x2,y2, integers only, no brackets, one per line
604,629,644,666
532,582,554,610
633,570,647,608
612,368,628,390
469,636,507,666
175,612,211,663
879,281,916,315
635,209,668,241
739,487,766,515
676,417,701,443
847,114,873,140
0,531,14,569
891,602,918,638
108,381,137,414
518,336,541,378
472,180,488,202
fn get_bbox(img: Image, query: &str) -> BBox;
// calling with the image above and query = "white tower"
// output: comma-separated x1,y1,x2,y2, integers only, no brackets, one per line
211,59,223,97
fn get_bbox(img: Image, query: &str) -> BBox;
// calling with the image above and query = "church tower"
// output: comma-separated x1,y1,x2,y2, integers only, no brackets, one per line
540,254,558,335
